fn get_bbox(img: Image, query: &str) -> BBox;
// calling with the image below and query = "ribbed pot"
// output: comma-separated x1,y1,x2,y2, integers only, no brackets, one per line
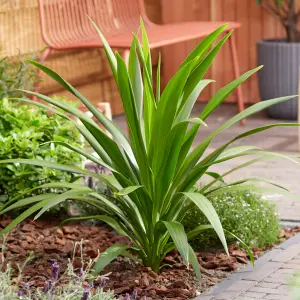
257,39,300,120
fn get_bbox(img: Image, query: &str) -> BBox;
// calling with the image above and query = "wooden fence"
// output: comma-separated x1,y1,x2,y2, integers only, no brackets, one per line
162,0,285,104
1,0,287,113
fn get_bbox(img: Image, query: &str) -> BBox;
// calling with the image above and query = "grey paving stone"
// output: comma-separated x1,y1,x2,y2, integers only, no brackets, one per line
234,298,260,300
271,244,300,263
276,268,296,274
262,295,292,300
256,282,280,289
240,292,266,298
284,263,300,269
248,286,289,295
226,280,257,292
244,262,283,281
264,276,289,284
194,296,213,300
213,291,242,300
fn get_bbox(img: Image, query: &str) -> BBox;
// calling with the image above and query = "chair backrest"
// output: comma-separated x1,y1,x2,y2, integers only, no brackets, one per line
38,0,149,45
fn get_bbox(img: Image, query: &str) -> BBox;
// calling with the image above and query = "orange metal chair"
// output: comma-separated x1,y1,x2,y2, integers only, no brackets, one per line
37,0,244,116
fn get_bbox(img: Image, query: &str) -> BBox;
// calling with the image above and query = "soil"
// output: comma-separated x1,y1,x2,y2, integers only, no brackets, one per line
0,217,299,299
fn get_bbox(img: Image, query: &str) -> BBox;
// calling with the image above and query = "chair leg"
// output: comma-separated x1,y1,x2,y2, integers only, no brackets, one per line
31,47,53,101
229,34,245,125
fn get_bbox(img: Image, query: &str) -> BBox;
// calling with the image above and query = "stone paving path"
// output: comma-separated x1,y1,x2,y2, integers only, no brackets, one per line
196,234,300,300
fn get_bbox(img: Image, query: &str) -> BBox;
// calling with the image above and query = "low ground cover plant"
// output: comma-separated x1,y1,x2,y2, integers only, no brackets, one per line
0,98,84,202
0,240,115,300
0,19,299,278
183,187,280,249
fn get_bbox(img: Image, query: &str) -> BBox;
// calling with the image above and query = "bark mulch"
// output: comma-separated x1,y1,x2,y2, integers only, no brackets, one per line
1,217,298,299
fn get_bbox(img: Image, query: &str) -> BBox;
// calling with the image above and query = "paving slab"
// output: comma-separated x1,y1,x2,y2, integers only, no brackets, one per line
195,234,300,300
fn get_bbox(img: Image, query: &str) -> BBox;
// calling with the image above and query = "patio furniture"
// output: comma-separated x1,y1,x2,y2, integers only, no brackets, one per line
36,0,244,119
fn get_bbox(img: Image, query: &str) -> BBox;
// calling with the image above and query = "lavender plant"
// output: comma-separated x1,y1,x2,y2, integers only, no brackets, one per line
0,240,115,300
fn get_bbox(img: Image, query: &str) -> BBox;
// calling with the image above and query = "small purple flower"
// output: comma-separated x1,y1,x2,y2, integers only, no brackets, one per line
79,268,84,277
22,282,30,290
17,290,24,299
132,290,138,300
124,294,130,300
51,262,59,281
43,280,52,293
81,284,91,300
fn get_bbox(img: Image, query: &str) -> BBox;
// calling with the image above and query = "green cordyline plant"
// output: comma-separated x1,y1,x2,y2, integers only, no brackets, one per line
0,19,299,278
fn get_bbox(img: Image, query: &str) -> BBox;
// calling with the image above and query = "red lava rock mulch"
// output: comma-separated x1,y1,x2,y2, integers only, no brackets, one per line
0,217,298,299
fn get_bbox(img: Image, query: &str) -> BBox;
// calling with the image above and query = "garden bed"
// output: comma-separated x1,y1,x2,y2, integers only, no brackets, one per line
1,217,298,299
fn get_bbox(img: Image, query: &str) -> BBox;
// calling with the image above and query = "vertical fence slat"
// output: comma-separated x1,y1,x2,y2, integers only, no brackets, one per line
248,0,263,103
221,0,236,103
236,0,250,103
161,0,286,104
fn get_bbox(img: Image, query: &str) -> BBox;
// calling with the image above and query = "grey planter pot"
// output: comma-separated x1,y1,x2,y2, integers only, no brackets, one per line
257,39,300,120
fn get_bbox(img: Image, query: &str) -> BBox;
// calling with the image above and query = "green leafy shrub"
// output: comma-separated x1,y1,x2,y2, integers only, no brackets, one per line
0,56,39,99
0,98,84,201
0,20,298,278
183,187,280,249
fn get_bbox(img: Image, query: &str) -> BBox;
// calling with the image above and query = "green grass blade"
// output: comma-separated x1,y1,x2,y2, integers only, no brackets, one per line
200,66,263,121
0,200,49,237
228,177,290,191
34,188,91,220
215,145,261,161
88,17,117,80
116,53,152,189
140,17,152,79
204,155,288,192
114,185,143,196
41,141,118,173
180,24,229,68
186,224,213,240
180,32,232,112
180,66,265,163
129,41,143,120
0,194,56,215
183,192,228,255
178,96,297,186
92,244,130,275
156,53,161,102
207,184,300,200
224,229,254,267
83,121,135,179
24,62,134,163
163,221,189,264
0,158,102,179
10,97,121,168
175,80,214,123
149,59,196,167
188,244,201,280
58,215,129,237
